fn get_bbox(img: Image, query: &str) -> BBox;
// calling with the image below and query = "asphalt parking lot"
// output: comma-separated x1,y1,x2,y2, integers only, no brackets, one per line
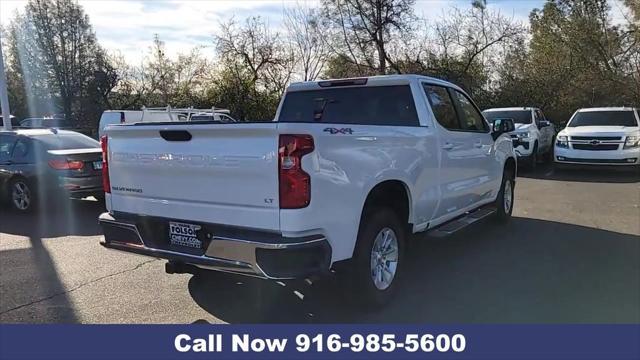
1,164,638,324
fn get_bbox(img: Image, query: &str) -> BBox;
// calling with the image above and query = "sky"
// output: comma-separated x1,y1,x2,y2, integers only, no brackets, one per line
0,0,631,63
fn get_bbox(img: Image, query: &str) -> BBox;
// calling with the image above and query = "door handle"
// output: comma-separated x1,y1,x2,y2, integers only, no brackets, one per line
442,142,454,150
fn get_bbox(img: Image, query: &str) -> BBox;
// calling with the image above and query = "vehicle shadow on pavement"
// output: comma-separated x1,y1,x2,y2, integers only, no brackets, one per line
0,235,78,322
0,198,104,238
188,217,639,324
518,163,640,183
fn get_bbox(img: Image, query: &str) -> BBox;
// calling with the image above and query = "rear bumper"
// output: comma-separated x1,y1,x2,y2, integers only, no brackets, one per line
99,212,331,280
58,175,103,195
554,146,640,166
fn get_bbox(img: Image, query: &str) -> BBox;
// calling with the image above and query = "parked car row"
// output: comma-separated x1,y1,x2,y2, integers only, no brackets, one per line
2,74,638,310
480,106,639,170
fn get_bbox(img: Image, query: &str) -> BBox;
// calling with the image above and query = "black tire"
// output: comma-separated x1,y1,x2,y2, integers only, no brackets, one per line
542,144,552,163
7,177,35,213
527,143,538,170
494,167,515,222
342,207,406,308
546,137,556,162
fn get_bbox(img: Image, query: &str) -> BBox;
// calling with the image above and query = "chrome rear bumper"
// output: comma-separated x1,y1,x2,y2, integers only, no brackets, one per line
99,212,331,279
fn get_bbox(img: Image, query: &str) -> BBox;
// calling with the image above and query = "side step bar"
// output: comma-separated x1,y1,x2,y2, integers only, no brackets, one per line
427,207,496,237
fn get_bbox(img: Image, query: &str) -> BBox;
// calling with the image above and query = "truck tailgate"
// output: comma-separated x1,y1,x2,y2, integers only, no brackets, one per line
105,123,280,230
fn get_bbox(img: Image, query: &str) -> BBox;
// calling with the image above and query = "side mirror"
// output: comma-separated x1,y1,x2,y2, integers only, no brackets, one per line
492,118,515,133
492,118,515,140
539,120,550,128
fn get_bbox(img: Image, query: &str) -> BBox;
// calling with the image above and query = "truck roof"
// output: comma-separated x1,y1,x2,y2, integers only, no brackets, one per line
287,74,465,93
483,107,538,112
576,107,638,112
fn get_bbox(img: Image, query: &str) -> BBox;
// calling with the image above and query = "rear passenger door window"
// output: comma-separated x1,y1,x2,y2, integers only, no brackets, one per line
451,90,488,132
423,84,461,131
11,139,32,163
0,135,16,163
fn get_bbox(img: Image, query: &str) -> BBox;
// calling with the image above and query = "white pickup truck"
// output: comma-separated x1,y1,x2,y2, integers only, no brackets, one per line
98,75,517,306
482,107,556,169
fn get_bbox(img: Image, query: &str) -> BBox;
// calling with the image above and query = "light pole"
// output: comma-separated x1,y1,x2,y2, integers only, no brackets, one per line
0,29,12,130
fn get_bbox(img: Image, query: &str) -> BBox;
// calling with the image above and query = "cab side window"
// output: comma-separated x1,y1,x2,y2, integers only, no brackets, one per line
451,90,488,132
423,84,461,130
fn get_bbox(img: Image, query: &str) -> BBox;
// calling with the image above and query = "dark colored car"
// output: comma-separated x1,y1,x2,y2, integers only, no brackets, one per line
0,115,21,128
0,129,104,212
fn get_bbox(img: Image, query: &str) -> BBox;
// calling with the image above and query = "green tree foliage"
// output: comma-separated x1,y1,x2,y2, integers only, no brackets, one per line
212,16,292,120
7,0,116,127
3,0,639,127
492,0,639,124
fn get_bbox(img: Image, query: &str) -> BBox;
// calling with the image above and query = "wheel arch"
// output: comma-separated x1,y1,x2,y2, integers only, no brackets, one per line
361,179,413,228
504,156,517,178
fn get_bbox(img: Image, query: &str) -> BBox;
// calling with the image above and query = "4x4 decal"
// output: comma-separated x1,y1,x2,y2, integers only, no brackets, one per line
323,127,354,135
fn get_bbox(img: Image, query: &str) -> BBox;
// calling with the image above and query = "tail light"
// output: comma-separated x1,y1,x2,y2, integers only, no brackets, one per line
101,135,111,193
48,159,84,170
279,134,314,209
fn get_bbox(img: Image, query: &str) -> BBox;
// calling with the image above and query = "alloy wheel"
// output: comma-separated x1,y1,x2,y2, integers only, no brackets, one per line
11,181,31,211
370,227,399,290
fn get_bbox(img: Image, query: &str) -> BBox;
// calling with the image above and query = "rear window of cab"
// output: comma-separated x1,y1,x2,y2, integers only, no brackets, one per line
278,85,419,126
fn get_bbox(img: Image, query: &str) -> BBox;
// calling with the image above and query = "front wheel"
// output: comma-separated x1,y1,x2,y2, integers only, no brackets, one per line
494,168,515,222
342,207,405,308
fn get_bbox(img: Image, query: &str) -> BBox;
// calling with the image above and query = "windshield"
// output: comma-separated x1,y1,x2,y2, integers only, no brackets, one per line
568,111,638,127
278,85,419,126
33,133,100,150
482,110,532,124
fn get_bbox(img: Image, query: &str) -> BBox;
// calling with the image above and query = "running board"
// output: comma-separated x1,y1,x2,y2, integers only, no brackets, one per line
427,207,496,237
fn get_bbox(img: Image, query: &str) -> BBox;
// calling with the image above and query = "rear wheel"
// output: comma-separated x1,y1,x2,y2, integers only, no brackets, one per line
494,168,515,222
342,207,405,308
8,178,35,212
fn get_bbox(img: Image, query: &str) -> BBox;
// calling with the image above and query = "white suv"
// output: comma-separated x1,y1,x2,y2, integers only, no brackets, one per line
482,107,556,169
555,107,640,166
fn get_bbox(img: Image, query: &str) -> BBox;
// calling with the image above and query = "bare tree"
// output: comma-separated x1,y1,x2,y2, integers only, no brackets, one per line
322,0,415,74
284,5,330,81
442,0,525,75
215,16,292,93
107,52,150,109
